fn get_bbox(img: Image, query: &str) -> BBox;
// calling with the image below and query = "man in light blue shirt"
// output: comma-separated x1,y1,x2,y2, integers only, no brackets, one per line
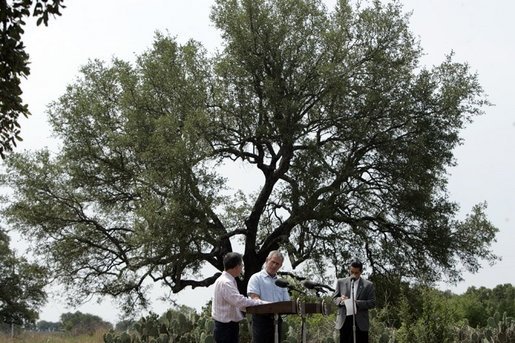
247,250,290,342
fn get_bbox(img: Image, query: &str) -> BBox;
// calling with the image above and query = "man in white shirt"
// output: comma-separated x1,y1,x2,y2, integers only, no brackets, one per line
247,250,290,343
212,252,267,343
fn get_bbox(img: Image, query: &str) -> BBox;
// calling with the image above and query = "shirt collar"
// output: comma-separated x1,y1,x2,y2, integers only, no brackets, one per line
261,269,277,279
223,271,236,280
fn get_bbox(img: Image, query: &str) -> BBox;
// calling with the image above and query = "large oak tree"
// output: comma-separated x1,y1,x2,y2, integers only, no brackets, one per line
0,0,497,311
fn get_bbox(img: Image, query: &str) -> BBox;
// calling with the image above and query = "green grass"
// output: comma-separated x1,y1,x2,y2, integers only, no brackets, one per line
0,330,108,343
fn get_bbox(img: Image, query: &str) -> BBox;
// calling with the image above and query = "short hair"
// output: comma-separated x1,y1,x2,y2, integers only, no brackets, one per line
349,260,363,272
266,250,284,262
223,252,243,270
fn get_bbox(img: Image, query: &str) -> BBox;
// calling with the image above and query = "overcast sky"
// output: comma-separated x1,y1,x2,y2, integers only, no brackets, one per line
7,0,514,324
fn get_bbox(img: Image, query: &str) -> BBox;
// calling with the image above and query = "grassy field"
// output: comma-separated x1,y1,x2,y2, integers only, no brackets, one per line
0,330,107,343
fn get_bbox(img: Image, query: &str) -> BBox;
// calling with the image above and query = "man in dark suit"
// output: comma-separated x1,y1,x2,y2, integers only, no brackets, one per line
332,260,376,343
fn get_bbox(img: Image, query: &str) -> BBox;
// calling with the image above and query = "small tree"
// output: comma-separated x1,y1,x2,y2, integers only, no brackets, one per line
411,288,456,343
60,311,112,336
36,320,62,332
0,229,47,326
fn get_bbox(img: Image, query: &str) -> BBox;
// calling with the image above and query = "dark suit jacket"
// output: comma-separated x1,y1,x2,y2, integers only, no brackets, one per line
332,277,376,331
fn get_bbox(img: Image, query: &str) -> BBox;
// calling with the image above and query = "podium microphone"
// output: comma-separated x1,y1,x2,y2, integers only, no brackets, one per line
302,280,335,292
275,279,290,288
275,279,305,294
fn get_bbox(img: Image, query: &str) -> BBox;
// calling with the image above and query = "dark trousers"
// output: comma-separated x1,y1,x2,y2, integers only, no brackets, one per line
339,315,368,343
251,314,282,343
214,320,239,343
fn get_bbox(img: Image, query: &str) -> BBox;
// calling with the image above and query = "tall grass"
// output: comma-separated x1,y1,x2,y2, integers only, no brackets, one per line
0,329,108,343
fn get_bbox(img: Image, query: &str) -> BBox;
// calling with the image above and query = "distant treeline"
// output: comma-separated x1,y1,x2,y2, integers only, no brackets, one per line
1,311,112,336
371,280,515,329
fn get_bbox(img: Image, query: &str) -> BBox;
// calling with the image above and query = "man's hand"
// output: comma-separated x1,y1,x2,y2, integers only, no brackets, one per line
249,292,261,300
338,295,348,305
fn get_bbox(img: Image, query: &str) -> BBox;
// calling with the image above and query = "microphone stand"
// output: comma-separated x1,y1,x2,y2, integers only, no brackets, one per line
274,312,279,343
274,280,306,343
280,287,305,343
296,298,307,343
289,287,307,343
351,279,357,343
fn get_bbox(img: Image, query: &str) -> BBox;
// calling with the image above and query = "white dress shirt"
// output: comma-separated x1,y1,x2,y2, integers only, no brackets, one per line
212,271,265,323
247,270,290,302
351,277,360,301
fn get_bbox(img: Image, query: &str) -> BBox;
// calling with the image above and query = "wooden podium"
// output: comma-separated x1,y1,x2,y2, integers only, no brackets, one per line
246,300,297,315
246,300,330,343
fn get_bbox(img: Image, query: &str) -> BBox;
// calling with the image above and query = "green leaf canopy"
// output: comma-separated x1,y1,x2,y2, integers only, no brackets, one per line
1,0,497,309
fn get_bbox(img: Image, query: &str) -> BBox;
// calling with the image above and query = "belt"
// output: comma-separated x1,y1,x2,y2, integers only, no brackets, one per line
214,320,239,325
